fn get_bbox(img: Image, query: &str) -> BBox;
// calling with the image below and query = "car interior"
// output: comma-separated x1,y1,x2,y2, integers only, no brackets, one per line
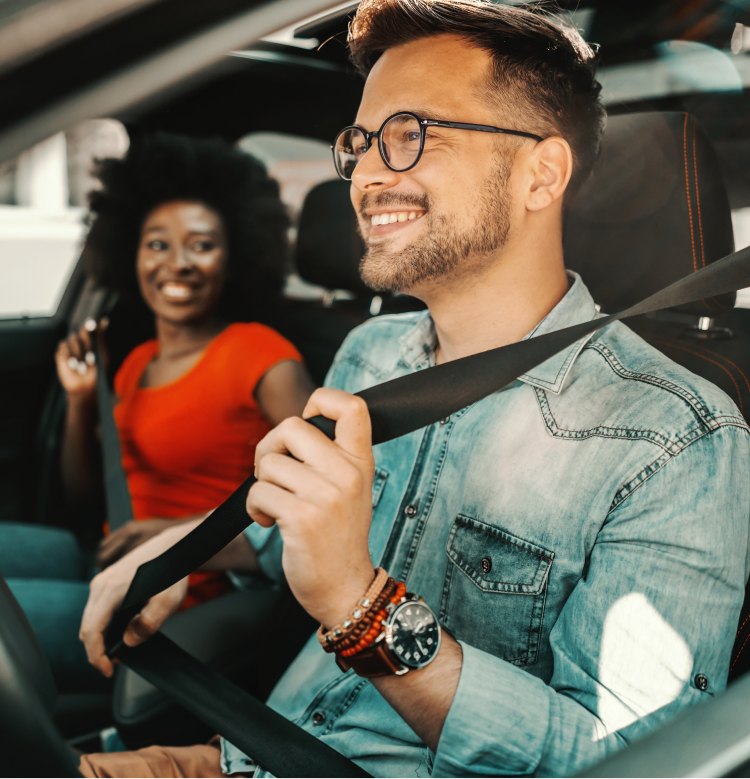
3,0,750,776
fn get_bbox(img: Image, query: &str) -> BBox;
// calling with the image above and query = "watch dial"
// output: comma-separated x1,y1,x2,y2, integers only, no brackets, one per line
390,602,440,668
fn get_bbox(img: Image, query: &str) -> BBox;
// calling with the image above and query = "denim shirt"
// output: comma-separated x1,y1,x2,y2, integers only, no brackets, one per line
224,273,750,777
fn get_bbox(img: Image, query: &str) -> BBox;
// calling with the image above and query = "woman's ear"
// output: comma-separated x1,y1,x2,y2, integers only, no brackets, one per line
525,137,573,212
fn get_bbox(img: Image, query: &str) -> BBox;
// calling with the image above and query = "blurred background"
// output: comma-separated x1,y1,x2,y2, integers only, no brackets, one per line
4,0,750,317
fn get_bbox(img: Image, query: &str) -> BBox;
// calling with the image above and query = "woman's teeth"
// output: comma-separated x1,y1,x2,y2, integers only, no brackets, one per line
161,283,192,299
371,211,424,226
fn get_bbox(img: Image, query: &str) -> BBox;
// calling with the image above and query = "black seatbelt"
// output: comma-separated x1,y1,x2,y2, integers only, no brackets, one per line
106,245,750,778
95,336,133,532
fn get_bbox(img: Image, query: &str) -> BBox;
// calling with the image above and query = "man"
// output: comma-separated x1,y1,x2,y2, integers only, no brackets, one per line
79,0,750,775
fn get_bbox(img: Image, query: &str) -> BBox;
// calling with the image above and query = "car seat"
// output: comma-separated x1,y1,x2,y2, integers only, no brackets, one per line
564,111,750,418
267,179,425,385
0,573,80,776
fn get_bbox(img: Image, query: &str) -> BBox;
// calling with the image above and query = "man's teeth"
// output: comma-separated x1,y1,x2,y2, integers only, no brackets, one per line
162,283,191,298
371,211,424,226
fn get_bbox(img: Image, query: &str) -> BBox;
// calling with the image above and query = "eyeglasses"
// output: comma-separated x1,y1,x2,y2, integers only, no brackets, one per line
332,110,544,181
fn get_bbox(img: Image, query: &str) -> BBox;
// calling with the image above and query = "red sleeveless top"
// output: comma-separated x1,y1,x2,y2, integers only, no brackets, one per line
113,323,302,608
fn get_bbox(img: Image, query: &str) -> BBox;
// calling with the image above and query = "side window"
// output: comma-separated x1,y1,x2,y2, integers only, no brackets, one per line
0,119,128,320
235,131,345,302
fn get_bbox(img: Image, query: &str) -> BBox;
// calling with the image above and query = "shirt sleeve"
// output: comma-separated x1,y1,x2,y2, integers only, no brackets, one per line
243,522,285,584
432,424,750,777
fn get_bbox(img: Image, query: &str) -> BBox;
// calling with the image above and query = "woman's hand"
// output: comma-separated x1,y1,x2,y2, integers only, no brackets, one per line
55,318,107,399
80,518,202,677
96,518,196,569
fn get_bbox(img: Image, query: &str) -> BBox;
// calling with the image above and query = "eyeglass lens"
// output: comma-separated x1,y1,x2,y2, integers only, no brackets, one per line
334,113,422,180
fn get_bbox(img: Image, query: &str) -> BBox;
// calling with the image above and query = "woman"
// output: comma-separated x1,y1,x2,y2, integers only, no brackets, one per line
0,133,315,691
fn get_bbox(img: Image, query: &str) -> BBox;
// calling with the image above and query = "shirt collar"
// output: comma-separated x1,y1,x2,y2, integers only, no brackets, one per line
398,271,598,395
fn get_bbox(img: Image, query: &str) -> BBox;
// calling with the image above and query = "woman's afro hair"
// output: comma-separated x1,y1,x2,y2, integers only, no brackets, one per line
83,131,290,321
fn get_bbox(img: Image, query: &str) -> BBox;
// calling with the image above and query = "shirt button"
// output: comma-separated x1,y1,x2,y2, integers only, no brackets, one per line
404,504,418,518
694,673,709,691
481,556,492,575
312,710,326,726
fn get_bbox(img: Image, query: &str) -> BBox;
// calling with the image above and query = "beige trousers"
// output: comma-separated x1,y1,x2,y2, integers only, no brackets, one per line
78,738,247,778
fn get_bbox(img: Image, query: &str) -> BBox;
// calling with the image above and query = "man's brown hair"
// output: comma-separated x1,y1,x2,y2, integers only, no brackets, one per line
348,0,605,199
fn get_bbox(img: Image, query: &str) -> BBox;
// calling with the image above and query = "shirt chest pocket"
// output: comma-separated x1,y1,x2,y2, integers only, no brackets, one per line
440,514,554,667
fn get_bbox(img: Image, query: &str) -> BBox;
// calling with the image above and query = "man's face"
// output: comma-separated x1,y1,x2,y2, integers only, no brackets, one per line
351,35,519,295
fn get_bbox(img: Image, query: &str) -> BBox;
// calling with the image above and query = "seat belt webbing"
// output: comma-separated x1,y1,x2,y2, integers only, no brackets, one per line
95,337,133,532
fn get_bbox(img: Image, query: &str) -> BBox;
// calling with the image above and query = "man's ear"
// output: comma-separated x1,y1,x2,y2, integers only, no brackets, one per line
525,137,573,212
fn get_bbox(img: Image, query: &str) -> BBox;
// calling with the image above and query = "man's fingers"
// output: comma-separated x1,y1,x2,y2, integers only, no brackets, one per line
254,416,342,475
302,388,372,459
122,581,187,647
246,479,305,528
256,451,337,501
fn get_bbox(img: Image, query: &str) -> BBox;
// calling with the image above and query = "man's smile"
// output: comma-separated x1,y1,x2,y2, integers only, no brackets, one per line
367,209,426,237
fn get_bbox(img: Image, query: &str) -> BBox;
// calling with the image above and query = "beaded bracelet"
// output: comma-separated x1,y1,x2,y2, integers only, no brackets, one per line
325,579,397,654
317,567,389,649
339,581,407,658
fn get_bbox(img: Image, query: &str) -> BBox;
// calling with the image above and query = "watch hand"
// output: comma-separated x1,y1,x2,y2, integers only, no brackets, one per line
416,639,426,653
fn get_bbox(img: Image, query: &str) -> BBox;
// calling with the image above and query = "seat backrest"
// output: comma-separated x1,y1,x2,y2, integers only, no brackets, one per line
564,111,736,315
565,111,750,422
0,574,79,775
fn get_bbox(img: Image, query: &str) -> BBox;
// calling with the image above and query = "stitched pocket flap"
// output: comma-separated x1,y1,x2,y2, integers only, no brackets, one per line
447,515,553,593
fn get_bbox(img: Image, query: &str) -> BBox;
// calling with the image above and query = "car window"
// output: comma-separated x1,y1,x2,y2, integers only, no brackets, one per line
0,119,128,319
236,131,352,302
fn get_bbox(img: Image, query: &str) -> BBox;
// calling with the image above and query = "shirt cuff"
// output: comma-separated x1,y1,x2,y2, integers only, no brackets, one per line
243,523,285,584
432,641,551,777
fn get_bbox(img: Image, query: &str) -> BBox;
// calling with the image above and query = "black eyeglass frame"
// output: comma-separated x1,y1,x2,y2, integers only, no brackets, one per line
332,110,545,181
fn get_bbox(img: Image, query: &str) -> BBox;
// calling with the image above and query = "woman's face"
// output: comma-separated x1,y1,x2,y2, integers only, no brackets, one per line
136,200,228,325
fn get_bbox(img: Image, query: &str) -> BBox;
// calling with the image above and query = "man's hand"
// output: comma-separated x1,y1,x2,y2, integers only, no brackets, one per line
80,520,199,677
247,388,376,628
96,518,195,569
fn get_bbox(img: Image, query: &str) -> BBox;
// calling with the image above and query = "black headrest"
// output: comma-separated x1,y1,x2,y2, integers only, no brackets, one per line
295,179,371,295
564,112,735,315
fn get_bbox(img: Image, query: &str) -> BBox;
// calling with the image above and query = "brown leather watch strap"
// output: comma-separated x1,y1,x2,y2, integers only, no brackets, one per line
335,639,406,678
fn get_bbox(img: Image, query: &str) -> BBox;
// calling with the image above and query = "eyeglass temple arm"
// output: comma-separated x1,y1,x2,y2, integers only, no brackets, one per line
422,119,543,143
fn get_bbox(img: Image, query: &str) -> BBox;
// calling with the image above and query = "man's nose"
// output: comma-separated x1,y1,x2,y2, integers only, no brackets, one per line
351,142,400,193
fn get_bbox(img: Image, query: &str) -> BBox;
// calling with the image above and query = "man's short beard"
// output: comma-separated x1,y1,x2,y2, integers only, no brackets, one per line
358,156,513,293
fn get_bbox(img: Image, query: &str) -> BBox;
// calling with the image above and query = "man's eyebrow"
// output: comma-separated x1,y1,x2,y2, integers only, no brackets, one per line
352,109,457,128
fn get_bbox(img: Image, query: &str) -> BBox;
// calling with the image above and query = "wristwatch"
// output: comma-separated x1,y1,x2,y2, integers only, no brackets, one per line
336,594,441,678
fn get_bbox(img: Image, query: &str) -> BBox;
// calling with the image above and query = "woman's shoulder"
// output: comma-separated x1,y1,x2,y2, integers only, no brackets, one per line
219,322,302,360
114,339,158,397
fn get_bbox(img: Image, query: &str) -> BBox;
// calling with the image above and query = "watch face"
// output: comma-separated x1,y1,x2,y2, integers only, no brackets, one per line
388,601,440,669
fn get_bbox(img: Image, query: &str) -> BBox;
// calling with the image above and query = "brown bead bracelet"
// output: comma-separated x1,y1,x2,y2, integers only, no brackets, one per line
326,579,398,653
317,568,389,650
